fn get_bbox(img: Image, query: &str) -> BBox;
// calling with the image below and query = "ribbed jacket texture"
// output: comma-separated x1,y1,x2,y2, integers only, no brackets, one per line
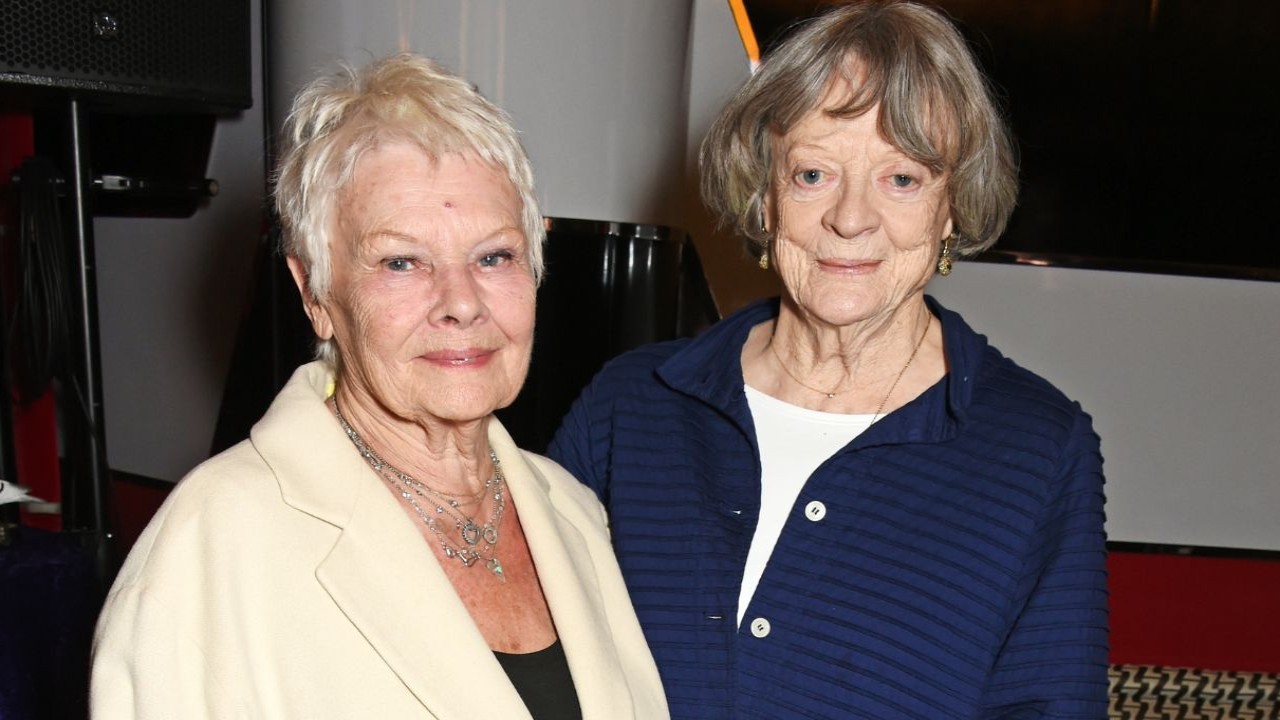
548,297,1108,719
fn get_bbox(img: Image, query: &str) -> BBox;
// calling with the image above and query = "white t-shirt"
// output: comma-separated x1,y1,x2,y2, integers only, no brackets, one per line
738,386,875,626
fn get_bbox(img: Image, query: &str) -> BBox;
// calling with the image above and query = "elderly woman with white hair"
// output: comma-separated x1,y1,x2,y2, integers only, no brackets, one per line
90,53,667,720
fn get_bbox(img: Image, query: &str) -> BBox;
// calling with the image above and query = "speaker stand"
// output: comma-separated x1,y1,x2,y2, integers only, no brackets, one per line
62,97,113,582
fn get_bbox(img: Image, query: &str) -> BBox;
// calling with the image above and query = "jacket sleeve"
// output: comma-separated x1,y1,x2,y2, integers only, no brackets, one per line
91,585,242,720
547,377,611,503
980,409,1110,719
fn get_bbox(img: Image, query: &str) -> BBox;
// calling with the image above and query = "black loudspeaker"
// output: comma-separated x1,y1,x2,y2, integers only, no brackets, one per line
0,0,251,111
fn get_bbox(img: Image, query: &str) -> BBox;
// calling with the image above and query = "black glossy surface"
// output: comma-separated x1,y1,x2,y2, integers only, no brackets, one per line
497,218,718,453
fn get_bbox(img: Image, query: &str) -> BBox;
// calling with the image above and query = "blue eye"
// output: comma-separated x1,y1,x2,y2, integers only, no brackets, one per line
889,174,916,188
385,258,413,272
479,251,514,268
798,169,824,185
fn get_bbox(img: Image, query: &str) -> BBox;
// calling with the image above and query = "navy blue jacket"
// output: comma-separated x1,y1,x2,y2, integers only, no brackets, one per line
548,297,1108,719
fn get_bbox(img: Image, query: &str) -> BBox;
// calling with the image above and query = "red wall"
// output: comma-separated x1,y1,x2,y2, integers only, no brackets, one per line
1,111,64,532
1108,549,1280,672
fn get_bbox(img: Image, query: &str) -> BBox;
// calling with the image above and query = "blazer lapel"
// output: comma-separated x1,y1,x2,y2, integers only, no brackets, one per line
255,364,531,720
488,422,639,720
315,465,533,720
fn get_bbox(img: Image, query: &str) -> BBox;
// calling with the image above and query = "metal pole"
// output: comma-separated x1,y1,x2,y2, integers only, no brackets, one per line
66,97,112,577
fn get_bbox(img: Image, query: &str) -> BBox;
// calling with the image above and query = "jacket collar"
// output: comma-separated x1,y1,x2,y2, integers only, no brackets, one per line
655,295,990,446
248,363,639,719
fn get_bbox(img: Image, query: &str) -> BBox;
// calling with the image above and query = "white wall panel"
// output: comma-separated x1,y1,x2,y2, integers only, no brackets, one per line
270,0,694,227
929,263,1280,551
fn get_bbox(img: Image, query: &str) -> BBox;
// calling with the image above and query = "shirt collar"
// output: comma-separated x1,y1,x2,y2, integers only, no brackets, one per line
655,295,990,446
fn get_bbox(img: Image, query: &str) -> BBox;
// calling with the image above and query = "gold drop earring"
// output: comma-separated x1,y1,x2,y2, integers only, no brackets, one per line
937,232,955,276
759,211,771,271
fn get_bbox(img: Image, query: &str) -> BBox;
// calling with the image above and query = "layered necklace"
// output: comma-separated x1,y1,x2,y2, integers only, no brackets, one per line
770,314,932,421
332,398,507,581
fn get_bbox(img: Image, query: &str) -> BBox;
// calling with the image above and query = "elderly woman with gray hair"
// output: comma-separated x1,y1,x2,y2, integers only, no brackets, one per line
90,53,667,720
549,1,1107,718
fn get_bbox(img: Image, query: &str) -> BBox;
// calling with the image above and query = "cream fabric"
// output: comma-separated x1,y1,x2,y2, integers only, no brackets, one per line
91,362,668,720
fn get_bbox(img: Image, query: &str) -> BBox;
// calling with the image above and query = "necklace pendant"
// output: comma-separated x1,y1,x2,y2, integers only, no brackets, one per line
487,557,506,582
460,520,481,546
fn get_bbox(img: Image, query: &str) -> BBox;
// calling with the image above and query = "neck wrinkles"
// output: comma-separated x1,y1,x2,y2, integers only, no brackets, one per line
331,383,493,496
771,295,933,385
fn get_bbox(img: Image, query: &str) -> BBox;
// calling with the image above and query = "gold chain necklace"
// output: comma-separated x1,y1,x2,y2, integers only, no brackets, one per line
331,398,507,581
769,314,932,421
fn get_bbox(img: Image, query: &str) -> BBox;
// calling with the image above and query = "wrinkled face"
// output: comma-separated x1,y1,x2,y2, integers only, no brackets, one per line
765,84,953,327
301,144,536,425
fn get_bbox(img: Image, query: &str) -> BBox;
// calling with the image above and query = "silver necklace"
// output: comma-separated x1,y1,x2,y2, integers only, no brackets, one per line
331,398,507,581
770,314,932,421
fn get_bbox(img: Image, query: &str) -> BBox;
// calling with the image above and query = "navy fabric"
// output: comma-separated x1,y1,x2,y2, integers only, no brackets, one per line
0,527,97,720
548,297,1108,720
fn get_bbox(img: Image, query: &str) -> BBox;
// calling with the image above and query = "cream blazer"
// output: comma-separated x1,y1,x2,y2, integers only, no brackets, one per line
91,362,668,720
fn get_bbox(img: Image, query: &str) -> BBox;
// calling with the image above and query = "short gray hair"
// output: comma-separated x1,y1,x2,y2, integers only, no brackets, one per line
700,0,1017,261
274,52,544,364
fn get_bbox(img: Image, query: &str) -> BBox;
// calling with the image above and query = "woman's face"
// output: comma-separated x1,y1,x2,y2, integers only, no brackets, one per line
765,87,953,328
301,143,536,425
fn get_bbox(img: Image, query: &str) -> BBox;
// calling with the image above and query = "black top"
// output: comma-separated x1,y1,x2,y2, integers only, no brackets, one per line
492,638,582,720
